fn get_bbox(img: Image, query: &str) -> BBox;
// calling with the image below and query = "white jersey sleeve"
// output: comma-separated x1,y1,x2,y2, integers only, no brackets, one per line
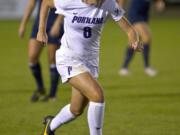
54,0,66,15
108,0,125,21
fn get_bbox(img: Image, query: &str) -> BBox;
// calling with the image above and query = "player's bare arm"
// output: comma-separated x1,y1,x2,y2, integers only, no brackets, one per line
50,15,64,37
37,0,54,44
18,0,36,38
118,16,143,52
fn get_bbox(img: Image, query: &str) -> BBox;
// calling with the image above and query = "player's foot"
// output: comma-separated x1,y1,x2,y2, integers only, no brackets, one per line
31,88,46,102
42,95,57,102
118,68,130,76
144,67,157,77
43,116,55,135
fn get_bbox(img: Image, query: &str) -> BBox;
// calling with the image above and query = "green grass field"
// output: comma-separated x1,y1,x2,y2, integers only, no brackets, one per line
0,16,180,135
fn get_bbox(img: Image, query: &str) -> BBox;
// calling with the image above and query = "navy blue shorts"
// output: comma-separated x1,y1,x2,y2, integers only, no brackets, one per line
30,7,63,45
31,22,64,45
128,0,150,24
128,13,149,24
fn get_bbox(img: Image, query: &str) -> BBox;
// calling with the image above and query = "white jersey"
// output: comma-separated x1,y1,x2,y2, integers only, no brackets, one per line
54,0,124,67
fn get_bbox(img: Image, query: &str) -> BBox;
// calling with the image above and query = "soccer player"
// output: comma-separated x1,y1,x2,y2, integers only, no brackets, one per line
18,0,64,102
118,0,165,77
37,0,142,134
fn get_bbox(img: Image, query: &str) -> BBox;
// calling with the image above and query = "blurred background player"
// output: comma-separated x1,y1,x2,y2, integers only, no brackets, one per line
117,0,165,77
18,0,63,102
37,0,142,135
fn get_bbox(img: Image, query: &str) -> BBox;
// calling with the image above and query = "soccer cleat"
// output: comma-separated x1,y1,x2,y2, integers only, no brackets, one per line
118,68,130,76
144,67,157,77
31,88,46,102
43,116,55,135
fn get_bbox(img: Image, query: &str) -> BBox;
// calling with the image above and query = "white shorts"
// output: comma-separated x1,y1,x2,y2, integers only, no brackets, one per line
56,64,98,83
56,50,99,83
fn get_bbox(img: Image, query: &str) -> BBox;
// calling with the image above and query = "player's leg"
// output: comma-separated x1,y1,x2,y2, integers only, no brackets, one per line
43,22,64,101
42,59,104,135
51,87,88,130
134,22,157,76
28,39,46,102
119,22,137,76
69,72,104,102
134,22,151,67
43,87,88,135
43,44,60,101
68,72,105,135
119,46,135,76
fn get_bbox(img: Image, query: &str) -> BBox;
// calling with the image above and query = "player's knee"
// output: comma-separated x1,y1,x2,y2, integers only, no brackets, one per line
90,87,104,103
48,56,55,64
141,35,151,44
143,38,151,44
70,107,84,116
29,56,38,64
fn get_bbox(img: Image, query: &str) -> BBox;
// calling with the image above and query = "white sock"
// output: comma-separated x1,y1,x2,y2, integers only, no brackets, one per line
50,104,76,131
87,101,105,135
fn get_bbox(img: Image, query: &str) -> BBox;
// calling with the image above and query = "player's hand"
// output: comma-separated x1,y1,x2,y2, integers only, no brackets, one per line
155,0,165,12
18,25,25,39
131,41,143,52
37,31,48,45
